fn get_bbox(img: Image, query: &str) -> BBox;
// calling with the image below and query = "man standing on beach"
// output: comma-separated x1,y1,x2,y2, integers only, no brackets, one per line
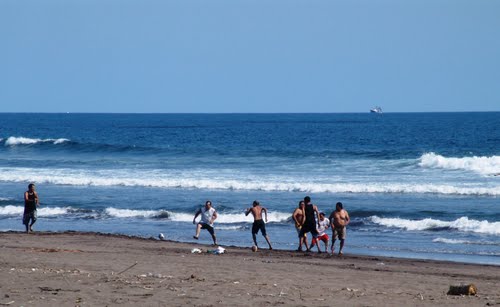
193,200,218,245
292,200,307,251
329,202,350,256
23,183,39,233
298,196,320,252
245,200,272,250
310,212,329,253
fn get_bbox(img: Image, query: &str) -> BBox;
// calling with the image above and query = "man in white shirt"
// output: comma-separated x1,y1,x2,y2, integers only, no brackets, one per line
310,212,329,253
193,200,218,245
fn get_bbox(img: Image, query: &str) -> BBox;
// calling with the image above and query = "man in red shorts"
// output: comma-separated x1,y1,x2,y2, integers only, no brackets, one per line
310,212,329,253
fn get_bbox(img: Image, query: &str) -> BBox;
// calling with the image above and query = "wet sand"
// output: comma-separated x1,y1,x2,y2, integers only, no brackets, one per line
0,232,498,306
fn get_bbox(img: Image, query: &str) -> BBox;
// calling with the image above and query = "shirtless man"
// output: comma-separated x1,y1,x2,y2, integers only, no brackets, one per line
292,201,307,251
245,200,272,250
329,202,350,256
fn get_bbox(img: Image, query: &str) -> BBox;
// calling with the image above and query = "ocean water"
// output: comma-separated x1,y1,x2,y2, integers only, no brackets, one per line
0,112,498,265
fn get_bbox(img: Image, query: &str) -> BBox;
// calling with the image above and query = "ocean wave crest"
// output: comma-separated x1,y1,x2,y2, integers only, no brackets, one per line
1,168,499,196
419,152,500,176
0,205,71,216
103,207,291,224
370,216,500,235
4,136,70,146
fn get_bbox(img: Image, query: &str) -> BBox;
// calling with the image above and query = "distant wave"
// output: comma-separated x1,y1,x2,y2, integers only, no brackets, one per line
370,216,500,235
3,136,70,146
432,237,500,246
419,152,500,176
0,168,498,196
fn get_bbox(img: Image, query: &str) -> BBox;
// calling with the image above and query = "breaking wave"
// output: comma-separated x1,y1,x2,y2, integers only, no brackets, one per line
3,136,70,146
419,152,500,176
1,169,498,196
370,216,500,235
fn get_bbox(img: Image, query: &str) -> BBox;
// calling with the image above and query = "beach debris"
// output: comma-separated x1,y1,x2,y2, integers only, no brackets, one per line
207,246,225,254
0,301,15,306
191,248,202,254
447,284,477,296
158,233,165,240
117,261,138,275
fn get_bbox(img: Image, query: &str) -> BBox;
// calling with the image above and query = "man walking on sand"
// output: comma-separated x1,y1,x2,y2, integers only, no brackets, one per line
23,183,39,233
329,202,350,256
193,200,218,245
245,200,272,250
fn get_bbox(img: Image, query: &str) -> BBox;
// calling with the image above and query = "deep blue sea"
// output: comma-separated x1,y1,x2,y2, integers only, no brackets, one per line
0,113,499,264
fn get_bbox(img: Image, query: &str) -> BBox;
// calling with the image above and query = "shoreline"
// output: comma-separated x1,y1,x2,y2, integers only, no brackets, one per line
1,231,499,306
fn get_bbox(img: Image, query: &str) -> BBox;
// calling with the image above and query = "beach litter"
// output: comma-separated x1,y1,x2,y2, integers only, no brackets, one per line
447,284,477,296
191,248,202,254
207,246,225,254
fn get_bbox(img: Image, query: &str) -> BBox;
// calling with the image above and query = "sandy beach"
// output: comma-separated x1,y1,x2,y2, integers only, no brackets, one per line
0,232,498,306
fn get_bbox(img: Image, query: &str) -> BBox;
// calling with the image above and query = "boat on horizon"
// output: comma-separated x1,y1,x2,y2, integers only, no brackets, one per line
370,106,383,113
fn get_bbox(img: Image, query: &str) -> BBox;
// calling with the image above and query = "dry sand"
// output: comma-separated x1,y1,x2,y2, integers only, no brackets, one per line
0,232,498,306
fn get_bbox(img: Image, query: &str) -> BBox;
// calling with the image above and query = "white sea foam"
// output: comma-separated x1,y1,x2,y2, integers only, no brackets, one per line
104,207,291,224
433,237,500,246
419,152,500,176
0,205,70,216
104,208,159,218
4,136,69,146
0,205,24,215
432,238,466,244
0,167,498,196
371,216,500,235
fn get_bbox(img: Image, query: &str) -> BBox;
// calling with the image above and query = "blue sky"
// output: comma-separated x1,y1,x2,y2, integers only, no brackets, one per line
1,0,499,113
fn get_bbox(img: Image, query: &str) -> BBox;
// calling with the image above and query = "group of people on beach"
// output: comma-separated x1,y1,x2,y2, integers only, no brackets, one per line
22,184,349,255
192,196,350,255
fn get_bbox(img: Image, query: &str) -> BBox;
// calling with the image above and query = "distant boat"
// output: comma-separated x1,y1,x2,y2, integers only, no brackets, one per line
370,106,383,113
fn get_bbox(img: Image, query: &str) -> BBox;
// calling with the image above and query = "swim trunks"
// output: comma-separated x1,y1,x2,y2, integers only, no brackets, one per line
22,210,37,225
252,219,267,236
312,233,329,245
199,223,215,235
332,226,346,240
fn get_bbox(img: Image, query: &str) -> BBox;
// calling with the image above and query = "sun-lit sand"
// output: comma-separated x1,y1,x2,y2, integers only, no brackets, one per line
0,232,498,306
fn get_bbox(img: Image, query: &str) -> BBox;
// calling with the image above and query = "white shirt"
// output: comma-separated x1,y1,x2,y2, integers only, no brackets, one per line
317,218,329,236
200,207,216,226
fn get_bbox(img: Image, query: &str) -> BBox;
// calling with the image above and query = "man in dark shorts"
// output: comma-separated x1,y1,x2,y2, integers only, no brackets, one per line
245,200,272,250
298,196,320,252
193,200,218,245
23,183,39,233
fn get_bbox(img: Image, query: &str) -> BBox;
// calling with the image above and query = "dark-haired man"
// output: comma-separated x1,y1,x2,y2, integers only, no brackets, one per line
329,202,350,256
23,183,39,233
298,196,320,252
193,200,218,245
245,200,272,250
